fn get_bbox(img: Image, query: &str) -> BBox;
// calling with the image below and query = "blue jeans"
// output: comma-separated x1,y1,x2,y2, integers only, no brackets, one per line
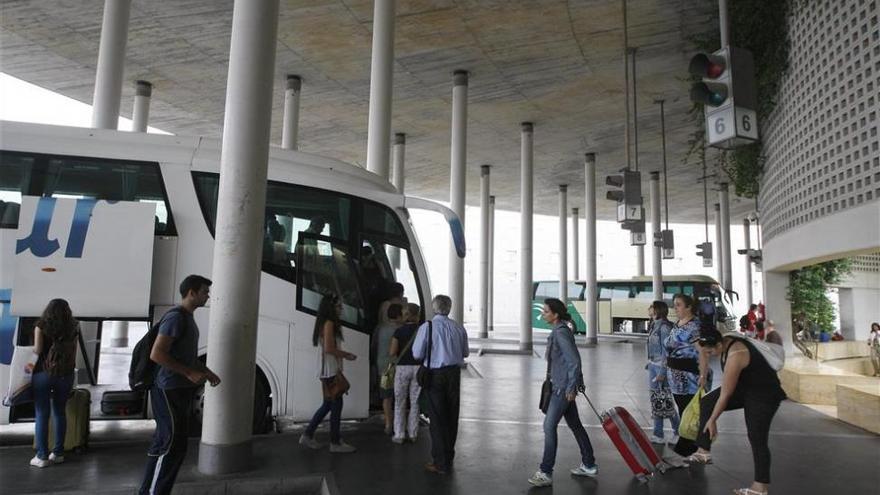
648,363,680,438
32,371,74,459
304,389,343,444
540,391,595,475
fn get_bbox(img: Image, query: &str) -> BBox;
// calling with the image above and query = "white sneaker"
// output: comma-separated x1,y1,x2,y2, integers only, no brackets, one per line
649,434,665,444
391,436,405,444
49,453,65,464
570,463,599,478
29,456,50,468
298,434,322,450
329,440,356,453
668,435,680,445
528,470,552,487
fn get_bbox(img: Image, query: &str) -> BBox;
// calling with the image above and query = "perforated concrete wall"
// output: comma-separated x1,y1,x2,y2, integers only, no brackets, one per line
761,0,880,243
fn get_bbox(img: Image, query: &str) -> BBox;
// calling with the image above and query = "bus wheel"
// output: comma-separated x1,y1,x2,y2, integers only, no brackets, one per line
188,364,272,436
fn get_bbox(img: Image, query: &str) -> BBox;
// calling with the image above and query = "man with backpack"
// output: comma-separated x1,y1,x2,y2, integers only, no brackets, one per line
139,275,220,495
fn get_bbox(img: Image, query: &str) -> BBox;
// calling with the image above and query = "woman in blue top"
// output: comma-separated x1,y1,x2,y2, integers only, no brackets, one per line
664,293,710,459
528,298,597,488
646,300,679,445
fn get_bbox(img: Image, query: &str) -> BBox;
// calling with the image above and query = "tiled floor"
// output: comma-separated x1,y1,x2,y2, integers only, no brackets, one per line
1,339,878,494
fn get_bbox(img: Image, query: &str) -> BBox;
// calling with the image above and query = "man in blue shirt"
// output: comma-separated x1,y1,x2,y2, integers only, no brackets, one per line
412,295,469,474
140,275,220,495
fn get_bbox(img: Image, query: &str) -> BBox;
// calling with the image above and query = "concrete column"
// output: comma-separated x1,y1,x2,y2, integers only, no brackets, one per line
650,171,662,301
636,245,645,276
714,203,723,286
281,75,301,150
448,71,468,323
763,270,793,354
571,208,579,280
365,0,396,180
519,122,534,351
558,185,568,301
719,183,733,292
584,153,598,345
198,0,279,475
131,80,151,133
91,0,131,130
743,218,753,305
479,165,491,338
109,321,129,348
488,195,495,332
392,133,406,192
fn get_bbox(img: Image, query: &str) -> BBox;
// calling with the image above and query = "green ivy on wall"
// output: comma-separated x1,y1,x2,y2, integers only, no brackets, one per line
685,0,795,198
787,259,852,333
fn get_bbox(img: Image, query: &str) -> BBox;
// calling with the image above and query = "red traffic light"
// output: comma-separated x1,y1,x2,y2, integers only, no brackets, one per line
689,53,726,79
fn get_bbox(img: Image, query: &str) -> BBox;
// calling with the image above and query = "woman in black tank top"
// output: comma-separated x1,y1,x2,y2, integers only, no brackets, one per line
686,328,786,495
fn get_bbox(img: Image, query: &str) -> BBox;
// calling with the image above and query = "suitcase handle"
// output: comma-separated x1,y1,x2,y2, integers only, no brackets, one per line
580,390,604,422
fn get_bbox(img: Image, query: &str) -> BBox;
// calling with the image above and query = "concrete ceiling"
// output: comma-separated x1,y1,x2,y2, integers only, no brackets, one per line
0,0,755,222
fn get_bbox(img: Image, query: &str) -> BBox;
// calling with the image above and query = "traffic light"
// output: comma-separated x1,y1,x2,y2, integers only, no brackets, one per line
606,169,642,224
738,248,763,271
661,229,675,259
689,46,758,147
629,219,646,246
696,241,713,267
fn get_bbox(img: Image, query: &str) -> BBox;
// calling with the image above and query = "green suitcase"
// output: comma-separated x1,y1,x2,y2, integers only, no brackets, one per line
33,388,91,453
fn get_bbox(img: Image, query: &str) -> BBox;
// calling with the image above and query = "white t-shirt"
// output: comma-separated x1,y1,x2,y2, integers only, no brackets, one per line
317,335,343,378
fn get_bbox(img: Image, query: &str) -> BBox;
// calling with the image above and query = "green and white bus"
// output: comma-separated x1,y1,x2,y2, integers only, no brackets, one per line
531,275,737,335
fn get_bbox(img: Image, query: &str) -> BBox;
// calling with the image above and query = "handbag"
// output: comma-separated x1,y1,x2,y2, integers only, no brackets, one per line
322,372,350,400
539,338,553,414
3,345,37,407
416,321,433,388
649,384,676,419
380,329,417,390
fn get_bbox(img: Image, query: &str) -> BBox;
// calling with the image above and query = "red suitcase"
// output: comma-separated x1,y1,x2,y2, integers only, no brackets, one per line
581,392,667,482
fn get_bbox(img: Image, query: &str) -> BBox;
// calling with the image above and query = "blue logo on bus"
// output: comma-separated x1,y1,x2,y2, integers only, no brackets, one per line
15,197,98,258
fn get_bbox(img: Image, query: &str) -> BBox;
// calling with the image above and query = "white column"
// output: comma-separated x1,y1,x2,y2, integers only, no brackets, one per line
584,153,598,345
743,218,753,305
519,122,534,351
636,245,645,276
448,70,468,324
558,185,568,301
131,80,151,133
719,183,733,292
281,75,301,150
650,171,662,300
764,271,793,354
488,195,495,332
714,203,724,286
392,133,406,192
91,0,131,130
109,321,129,348
479,165,491,338
198,0,279,475
365,0,396,180
571,208,579,280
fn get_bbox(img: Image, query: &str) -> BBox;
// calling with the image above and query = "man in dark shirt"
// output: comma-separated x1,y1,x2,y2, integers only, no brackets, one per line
140,275,220,495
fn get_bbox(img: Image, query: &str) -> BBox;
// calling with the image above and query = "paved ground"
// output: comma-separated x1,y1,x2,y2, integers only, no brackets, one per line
1,339,878,494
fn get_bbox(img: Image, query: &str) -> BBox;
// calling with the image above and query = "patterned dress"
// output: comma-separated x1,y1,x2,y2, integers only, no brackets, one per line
664,318,703,395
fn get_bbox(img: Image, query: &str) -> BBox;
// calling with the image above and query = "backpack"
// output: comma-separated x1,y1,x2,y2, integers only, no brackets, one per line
129,307,186,391
739,314,751,330
44,330,76,377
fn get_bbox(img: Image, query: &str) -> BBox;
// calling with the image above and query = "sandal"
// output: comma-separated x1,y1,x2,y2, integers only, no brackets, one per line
685,452,713,464
733,489,767,495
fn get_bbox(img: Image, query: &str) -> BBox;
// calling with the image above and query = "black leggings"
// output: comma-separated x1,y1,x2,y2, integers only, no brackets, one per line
672,393,698,456
695,387,781,484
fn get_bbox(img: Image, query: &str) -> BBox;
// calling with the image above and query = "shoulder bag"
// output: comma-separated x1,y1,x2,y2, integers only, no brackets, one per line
539,338,553,414
416,321,433,388
320,337,350,400
380,328,417,390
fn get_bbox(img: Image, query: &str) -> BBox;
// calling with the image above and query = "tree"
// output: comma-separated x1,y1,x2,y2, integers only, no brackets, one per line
787,259,852,333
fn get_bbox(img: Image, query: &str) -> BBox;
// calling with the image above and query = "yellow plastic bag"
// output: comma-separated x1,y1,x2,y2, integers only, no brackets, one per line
678,387,705,441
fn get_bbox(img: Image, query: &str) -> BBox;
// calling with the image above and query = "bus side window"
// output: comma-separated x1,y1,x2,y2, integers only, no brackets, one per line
0,152,34,229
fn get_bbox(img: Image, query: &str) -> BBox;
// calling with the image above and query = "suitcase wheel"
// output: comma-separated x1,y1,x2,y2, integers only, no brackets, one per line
635,473,652,484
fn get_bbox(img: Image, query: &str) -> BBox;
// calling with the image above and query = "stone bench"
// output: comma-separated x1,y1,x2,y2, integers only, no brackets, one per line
836,383,880,434
779,357,877,406
815,341,870,361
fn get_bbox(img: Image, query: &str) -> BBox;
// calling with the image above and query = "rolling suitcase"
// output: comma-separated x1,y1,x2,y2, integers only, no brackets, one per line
101,390,145,416
34,388,91,453
581,392,667,482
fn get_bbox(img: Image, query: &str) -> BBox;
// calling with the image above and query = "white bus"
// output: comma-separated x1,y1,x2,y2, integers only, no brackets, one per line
0,121,463,431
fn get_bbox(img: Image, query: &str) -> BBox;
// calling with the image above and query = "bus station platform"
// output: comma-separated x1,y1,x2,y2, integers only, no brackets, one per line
1,340,878,494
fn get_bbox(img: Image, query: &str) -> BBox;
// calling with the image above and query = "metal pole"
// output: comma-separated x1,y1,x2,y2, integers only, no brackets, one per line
520,122,534,351
655,99,669,230
198,0,279,475
392,133,406,192
281,75,301,150
488,195,495,332
719,0,730,47
650,172,662,301
571,208,580,280
631,46,644,275
479,165,491,338
714,203,724,285
743,218,753,305
720,183,733,292
92,0,131,130
448,71,468,324
622,0,631,170
131,80,151,133
365,0,396,180
559,185,568,302
584,153,598,345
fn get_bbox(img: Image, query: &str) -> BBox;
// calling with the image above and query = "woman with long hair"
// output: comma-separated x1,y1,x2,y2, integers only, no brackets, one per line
528,298,597,487
646,300,679,445
299,293,357,453
30,298,79,468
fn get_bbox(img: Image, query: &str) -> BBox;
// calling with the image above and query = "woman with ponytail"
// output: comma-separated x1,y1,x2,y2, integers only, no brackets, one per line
528,298,598,487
